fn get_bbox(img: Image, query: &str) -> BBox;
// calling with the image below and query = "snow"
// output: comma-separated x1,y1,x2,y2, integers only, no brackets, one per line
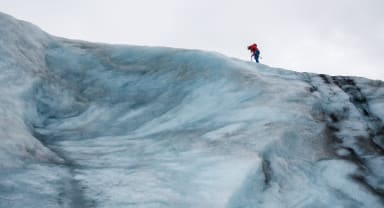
0,12,383,207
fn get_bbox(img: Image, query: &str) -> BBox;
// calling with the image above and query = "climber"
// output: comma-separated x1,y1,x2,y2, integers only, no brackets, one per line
247,43,260,63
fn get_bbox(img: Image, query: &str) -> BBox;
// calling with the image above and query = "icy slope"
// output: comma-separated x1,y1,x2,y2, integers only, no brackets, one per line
0,12,383,208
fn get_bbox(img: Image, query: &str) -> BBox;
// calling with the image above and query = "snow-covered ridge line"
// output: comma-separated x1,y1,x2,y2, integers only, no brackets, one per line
0,11,383,208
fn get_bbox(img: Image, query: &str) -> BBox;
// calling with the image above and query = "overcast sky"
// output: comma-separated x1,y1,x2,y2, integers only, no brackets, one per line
1,0,383,80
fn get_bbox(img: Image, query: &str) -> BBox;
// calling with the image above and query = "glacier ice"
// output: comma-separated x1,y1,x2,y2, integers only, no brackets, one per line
0,12,383,207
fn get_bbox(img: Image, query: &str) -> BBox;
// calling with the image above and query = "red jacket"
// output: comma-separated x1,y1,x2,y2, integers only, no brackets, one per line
248,43,259,53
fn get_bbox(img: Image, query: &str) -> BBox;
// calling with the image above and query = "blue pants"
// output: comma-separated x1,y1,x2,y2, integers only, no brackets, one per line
253,51,260,63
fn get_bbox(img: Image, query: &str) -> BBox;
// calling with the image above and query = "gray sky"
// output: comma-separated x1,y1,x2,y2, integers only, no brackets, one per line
1,0,383,80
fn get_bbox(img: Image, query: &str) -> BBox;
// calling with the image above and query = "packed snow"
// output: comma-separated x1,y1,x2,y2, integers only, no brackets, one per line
0,12,383,207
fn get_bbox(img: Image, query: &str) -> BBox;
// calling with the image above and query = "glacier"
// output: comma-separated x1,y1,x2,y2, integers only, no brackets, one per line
0,12,383,208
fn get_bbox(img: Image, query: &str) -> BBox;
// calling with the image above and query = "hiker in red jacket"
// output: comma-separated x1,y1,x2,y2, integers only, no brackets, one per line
247,43,260,63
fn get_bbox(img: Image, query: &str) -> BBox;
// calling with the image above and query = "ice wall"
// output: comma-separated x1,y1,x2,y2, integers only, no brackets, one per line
0,12,383,208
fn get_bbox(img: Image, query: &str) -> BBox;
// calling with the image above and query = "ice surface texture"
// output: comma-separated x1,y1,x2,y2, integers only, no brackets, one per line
0,12,383,208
